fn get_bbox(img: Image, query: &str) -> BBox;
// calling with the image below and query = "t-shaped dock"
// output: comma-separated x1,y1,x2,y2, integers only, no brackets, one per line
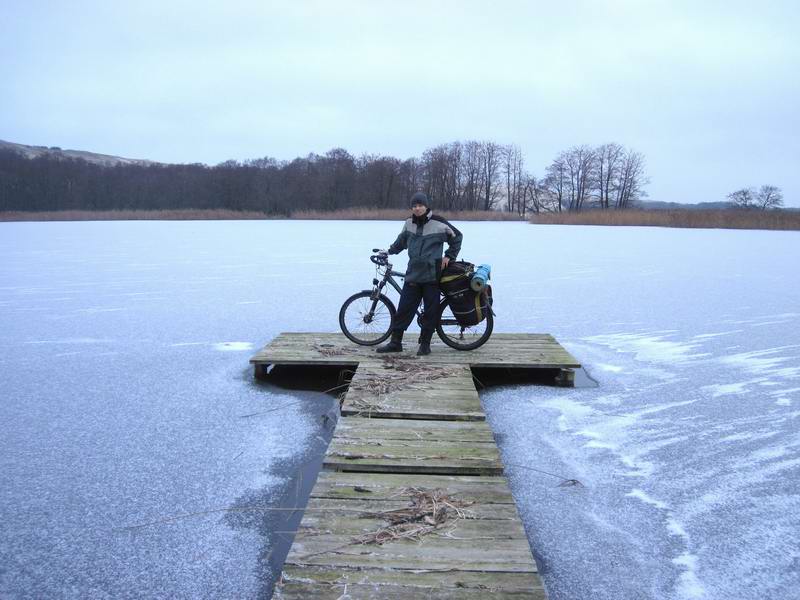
250,333,581,598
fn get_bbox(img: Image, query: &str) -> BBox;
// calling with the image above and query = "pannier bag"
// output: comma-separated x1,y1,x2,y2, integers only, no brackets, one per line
440,261,491,326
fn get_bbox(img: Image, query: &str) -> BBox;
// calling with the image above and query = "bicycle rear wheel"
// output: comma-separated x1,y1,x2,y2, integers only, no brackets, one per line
339,291,396,346
436,299,493,350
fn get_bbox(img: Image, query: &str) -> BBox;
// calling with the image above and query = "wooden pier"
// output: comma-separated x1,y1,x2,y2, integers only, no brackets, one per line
250,333,581,599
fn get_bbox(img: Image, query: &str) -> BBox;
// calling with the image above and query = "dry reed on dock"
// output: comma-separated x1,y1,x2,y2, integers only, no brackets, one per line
356,487,474,545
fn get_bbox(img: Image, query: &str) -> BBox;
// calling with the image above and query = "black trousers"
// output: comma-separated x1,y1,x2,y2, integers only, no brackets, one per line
392,281,441,334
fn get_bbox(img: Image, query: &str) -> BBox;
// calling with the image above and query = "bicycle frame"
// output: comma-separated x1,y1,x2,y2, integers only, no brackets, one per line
371,261,404,299
370,259,439,320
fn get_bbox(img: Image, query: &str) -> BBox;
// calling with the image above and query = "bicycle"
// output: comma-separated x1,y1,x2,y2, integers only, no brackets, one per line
338,249,493,351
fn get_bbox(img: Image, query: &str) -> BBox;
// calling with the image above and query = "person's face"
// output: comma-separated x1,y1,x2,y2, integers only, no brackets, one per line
411,203,427,216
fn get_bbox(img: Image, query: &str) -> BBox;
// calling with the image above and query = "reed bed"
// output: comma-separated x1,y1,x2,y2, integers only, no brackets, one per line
529,209,800,230
0,209,279,221
292,208,524,221
1,208,524,222
7,207,795,229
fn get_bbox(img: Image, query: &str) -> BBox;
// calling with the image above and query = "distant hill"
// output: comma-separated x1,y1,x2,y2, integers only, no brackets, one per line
0,139,157,168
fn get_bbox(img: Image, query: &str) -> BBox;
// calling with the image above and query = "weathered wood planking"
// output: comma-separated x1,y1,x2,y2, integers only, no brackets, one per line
326,412,501,475
341,363,485,420
275,472,545,599
325,439,503,475
276,566,546,599
250,332,581,372
334,417,496,443
253,334,561,599
287,520,536,570
307,471,519,505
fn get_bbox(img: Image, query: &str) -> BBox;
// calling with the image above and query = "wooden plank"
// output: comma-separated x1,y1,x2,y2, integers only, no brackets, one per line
251,345,576,360
324,435,503,475
349,367,479,389
345,386,482,399
250,332,582,370
266,332,555,340
286,523,535,571
251,355,581,369
276,566,546,599
340,404,485,421
300,497,523,521
334,417,496,443
340,393,484,420
340,362,485,420
309,472,519,505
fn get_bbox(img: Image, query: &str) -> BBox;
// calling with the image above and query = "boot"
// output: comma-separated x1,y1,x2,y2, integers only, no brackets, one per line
417,329,434,356
377,330,403,353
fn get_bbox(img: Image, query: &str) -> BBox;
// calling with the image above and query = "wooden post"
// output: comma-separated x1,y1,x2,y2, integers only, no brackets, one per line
555,368,575,387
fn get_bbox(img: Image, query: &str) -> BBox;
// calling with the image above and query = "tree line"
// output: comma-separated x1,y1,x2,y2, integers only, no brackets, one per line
0,141,649,214
727,185,784,210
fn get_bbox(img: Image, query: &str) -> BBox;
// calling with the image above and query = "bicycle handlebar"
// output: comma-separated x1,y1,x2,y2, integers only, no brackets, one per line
370,249,389,266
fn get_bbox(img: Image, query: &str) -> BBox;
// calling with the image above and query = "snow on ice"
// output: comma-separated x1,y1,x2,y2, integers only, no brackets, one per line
1,220,799,599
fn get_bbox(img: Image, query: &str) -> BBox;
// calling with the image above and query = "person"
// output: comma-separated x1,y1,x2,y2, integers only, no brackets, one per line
376,192,463,355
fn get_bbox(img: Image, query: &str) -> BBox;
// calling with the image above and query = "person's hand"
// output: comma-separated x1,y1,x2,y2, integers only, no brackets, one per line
441,256,450,269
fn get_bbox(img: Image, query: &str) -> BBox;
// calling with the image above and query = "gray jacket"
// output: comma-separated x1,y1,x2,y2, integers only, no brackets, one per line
388,212,463,283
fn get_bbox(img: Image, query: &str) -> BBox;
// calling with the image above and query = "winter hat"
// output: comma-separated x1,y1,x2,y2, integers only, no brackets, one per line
410,192,429,208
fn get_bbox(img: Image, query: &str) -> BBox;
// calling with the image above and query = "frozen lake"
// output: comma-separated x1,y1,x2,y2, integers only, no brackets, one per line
1,220,798,599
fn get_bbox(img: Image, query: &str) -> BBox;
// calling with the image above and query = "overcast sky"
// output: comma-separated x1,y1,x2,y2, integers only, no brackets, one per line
2,0,798,206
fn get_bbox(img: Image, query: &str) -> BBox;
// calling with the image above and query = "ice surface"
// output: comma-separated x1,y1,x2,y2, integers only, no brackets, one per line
475,224,800,600
0,221,340,598
1,220,799,599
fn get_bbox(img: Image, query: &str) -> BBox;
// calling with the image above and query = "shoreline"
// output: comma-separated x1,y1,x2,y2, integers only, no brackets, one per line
0,208,524,223
2,208,798,230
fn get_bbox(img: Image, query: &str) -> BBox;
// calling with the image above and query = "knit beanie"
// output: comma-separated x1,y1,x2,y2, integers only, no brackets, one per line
409,192,429,208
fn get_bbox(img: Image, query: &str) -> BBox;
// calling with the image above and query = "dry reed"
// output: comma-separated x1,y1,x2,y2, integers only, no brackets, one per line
530,209,800,230
352,487,474,545
0,209,280,222
292,208,524,221
1,208,525,222
312,343,359,357
342,358,462,415
293,487,475,563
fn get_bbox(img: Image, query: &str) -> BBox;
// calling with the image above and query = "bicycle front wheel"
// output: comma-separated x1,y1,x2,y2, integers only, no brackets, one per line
339,291,396,346
436,300,493,350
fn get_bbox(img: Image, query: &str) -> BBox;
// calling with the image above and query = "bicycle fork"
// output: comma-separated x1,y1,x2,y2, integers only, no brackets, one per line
364,277,388,322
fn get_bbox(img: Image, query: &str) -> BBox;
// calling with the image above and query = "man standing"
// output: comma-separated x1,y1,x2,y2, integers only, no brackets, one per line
377,192,463,356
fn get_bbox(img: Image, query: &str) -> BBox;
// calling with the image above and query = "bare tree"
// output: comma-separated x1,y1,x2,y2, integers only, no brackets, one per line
544,154,568,213
420,144,450,208
446,142,464,210
460,141,485,211
521,174,555,215
502,144,524,214
755,185,783,210
615,149,647,209
596,142,623,209
727,187,756,209
564,145,596,211
482,141,503,211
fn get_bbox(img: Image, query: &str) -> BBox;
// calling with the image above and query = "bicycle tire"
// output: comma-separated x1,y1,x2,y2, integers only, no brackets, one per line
436,299,493,350
339,291,396,346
